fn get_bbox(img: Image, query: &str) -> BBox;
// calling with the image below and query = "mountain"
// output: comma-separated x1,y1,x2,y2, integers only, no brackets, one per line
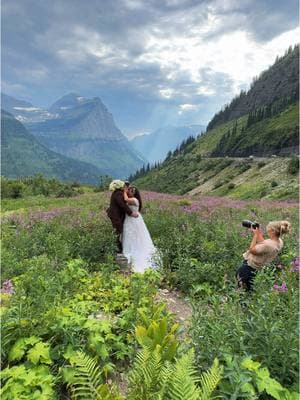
130,125,205,163
133,46,299,199
207,45,299,131
1,93,146,178
1,93,57,123
21,93,146,178
1,110,101,184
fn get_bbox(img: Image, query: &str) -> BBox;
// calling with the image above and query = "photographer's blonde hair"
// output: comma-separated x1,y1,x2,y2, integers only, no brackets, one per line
267,220,291,237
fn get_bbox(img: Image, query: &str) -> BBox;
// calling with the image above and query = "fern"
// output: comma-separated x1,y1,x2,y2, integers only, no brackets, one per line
63,350,121,400
128,346,164,399
167,350,202,400
199,358,223,400
127,347,222,400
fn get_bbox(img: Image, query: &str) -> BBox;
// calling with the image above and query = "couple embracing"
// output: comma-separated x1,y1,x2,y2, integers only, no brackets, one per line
106,180,159,273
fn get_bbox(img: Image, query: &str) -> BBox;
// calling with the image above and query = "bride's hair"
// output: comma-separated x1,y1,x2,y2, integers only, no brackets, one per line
130,186,142,212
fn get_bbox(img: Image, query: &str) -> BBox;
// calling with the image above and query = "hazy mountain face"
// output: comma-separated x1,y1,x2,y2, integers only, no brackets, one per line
1,110,101,183
2,93,146,178
1,93,58,123
130,125,206,163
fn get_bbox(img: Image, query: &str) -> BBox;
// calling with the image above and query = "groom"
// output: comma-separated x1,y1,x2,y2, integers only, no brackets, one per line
106,180,138,253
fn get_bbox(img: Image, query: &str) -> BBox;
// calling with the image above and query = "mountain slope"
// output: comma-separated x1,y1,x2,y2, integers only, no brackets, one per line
1,93,56,123
1,110,101,184
196,103,298,157
25,94,145,178
2,93,146,178
207,45,299,130
133,47,299,199
131,125,205,163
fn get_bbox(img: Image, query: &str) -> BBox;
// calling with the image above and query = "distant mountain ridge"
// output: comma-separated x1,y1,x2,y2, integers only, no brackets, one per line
1,93,56,123
2,93,146,178
1,110,101,183
131,125,205,163
28,94,126,141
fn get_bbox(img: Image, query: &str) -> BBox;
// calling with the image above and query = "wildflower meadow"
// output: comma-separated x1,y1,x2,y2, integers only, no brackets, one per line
1,189,299,399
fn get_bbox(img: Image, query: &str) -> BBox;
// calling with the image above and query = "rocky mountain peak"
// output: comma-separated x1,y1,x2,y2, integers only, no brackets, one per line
49,93,89,112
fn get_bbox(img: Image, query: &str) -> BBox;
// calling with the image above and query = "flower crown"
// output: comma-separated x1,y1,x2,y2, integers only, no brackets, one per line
109,180,125,191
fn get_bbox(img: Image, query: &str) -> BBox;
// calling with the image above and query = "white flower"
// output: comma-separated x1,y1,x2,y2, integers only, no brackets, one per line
109,180,125,191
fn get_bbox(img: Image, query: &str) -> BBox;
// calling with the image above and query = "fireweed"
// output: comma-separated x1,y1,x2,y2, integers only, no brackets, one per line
1,191,299,395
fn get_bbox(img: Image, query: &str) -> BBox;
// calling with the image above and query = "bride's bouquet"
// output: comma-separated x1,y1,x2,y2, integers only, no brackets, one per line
109,180,125,191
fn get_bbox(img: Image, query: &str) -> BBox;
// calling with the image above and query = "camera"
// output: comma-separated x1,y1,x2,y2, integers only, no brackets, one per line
242,220,260,229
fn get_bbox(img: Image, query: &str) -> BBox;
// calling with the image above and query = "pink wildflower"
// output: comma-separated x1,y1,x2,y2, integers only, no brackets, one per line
273,282,288,293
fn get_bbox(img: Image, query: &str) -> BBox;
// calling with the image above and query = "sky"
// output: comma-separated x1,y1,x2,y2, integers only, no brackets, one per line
1,0,299,137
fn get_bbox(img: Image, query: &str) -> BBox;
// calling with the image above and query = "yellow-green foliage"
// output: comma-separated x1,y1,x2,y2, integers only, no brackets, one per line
127,347,223,400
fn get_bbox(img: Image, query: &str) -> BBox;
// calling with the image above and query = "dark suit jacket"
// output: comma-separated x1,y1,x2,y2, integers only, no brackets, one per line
106,189,132,234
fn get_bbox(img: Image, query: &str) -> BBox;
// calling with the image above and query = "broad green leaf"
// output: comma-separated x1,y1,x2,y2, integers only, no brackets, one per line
61,366,77,384
95,343,109,360
63,344,78,364
241,358,261,371
241,382,256,394
27,342,52,365
164,340,178,361
24,336,40,346
1,365,26,380
8,339,26,362
135,326,148,345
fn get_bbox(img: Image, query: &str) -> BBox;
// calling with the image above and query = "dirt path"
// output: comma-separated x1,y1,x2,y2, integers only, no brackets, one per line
115,255,193,325
156,288,192,328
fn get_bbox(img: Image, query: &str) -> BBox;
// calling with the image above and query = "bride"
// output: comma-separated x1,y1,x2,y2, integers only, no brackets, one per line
122,185,159,273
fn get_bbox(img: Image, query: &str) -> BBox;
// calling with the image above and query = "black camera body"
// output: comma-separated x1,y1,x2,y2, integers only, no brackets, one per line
242,220,260,229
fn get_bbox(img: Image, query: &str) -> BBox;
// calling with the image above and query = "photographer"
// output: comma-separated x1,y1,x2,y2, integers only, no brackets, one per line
236,220,291,291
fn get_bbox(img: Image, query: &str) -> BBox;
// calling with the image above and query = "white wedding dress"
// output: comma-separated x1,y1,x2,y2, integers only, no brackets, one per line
122,199,159,273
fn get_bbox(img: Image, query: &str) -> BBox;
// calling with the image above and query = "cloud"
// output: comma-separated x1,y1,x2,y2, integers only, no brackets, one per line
2,0,298,133
178,104,200,114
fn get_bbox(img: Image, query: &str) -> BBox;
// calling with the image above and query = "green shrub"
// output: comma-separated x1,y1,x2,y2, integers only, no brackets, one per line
257,161,266,169
271,180,278,187
238,162,252,173
287,156,299,175
228,183,235,190
213,181,224,189
1,179,25,198
1,175,83,199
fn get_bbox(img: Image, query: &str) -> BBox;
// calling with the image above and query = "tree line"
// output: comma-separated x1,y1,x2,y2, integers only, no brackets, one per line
128,135,198,182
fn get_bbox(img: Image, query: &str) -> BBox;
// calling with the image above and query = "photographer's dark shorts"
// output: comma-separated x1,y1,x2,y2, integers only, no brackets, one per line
236,260,257,291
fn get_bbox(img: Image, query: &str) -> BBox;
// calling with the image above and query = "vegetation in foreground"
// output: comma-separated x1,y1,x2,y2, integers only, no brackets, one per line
1,189,299,399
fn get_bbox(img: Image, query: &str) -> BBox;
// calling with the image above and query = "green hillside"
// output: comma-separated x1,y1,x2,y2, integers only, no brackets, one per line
134,100,299,199
1,110,101,184
198,103,298,157
134,153,299,200
207,45,299,130
133,47,299,199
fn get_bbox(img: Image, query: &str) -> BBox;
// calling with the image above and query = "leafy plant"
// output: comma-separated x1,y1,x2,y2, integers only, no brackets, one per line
242,358,299,399
127,348,222,400
62,350,122,400
1,364,57,400
218,355,299,399
8,336,52,365
135,315,179,361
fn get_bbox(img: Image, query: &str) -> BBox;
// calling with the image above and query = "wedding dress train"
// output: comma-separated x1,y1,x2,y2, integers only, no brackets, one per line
122,199,158,273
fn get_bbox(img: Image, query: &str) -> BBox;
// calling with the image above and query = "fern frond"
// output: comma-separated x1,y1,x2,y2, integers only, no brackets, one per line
66,350,109,400
199,358,223,400
127,346,166,399
167,350,201,400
